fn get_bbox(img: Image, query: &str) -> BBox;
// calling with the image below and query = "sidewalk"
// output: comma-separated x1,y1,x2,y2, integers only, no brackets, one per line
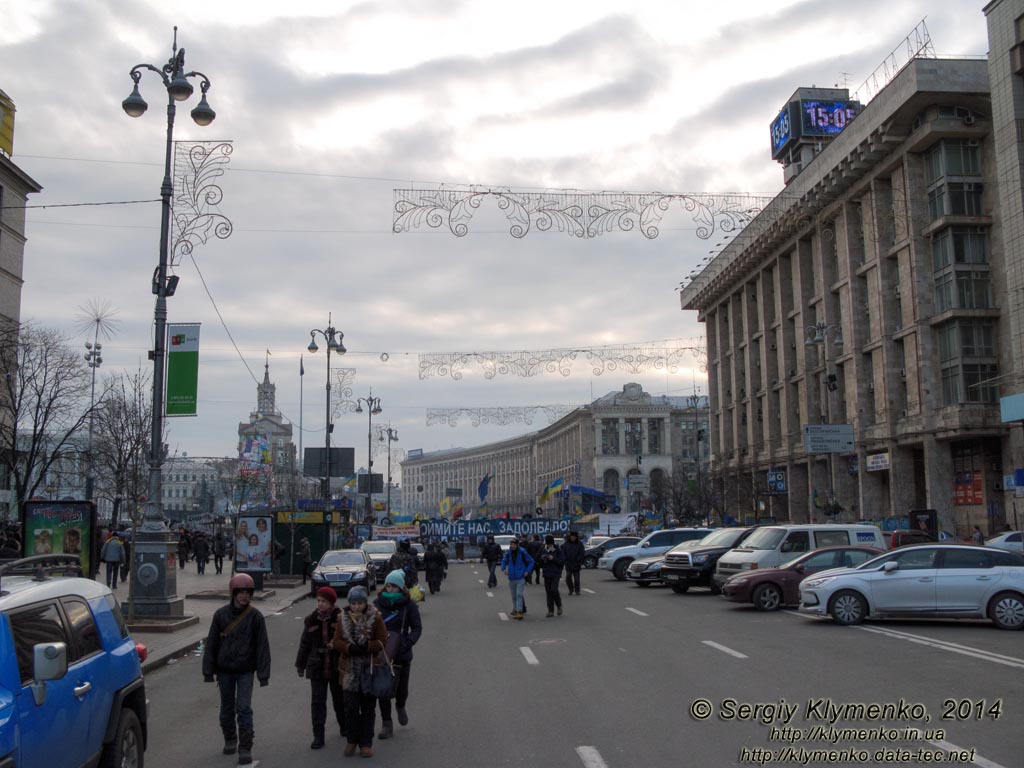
95,565,313,674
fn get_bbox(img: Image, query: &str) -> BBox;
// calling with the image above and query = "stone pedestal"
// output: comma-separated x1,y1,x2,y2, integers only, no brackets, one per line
128,528,186,617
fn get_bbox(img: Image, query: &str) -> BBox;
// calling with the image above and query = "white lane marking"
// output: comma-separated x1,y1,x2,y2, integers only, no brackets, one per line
478,579,485,584
702,640,748,659
858,625,1024,663
928,739,1008,768
486,591,494,598
625,607,648,617
582,588,596,594
575,746,610,768
499,612,509,621
520,646,540,665
857,627,1024,669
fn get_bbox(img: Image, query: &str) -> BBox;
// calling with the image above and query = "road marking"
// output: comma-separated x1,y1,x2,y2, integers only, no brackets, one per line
499,612,509,621
582,588,596,594
575,746,610,768
928,739,1008,768
625,607,648,617
520,646,539,665
486,591,494,598
478,579,485,584
857,626,1024,669
702,640,748,659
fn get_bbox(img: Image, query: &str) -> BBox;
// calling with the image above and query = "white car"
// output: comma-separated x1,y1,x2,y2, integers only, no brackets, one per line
986,531,1023,554
597,528,712,581
798,544,1024,630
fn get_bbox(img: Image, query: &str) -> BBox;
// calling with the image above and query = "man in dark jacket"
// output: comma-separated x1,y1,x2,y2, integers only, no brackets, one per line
479,535,502,588
538,534,566,617
213,533,228,574
203,572,272,765
524,534,543,584
423,544,448,594
298,536,312,584
562,530,586,596
193,533,211,575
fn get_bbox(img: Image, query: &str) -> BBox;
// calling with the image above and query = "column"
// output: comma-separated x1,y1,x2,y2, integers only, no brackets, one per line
641,417,649,455
617,418,626,455
663,416,672,456
889,444,916,520
923,434,954,532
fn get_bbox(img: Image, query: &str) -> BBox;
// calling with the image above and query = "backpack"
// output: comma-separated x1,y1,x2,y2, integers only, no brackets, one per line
401,556,418,587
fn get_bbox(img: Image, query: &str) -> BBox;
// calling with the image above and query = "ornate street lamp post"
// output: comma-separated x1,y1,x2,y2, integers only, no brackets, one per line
355,392,382,523
378,425,398,519
306,315,347,504
121,28,215,618
805,321,844,517
83,340,102,502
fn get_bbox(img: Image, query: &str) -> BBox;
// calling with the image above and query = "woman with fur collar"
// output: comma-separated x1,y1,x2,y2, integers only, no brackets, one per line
331,586,387,757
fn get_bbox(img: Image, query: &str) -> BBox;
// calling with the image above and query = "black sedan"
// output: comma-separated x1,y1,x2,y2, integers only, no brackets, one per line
310,549,377,597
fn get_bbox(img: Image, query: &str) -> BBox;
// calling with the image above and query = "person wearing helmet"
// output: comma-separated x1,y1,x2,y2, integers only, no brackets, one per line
202,572,272,765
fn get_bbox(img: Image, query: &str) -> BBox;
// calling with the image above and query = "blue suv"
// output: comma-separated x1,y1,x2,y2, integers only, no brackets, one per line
0,555,148,767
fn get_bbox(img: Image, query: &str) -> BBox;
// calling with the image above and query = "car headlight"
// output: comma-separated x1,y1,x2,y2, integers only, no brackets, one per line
633,563,648,571
741,563,757,570
728,577,748,585
354,571,366,579
803,576,838,589
649,562,663,571
691,554,709,564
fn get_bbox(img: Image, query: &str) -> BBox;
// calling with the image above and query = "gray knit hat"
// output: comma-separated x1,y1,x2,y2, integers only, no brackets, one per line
347,586,368,604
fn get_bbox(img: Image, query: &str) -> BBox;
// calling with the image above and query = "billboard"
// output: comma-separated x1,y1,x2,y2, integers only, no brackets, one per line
165,323,201,416
234,514,274,572
0,89,14,155
22,501,97,577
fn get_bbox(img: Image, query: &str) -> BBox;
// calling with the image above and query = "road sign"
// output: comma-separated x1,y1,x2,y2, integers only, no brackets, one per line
445,487,463,498
802,424,854,453
627,476,650,492
766,469,787,494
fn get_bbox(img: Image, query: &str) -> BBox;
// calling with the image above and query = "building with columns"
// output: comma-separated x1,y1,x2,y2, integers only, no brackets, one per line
401,384,710,519
680,40,1023,533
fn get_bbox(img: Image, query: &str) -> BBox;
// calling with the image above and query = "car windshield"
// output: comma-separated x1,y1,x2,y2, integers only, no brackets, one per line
361,542,396,554
494,535,517,547
320,551,366,566
697,528,747,547
737,527,786,550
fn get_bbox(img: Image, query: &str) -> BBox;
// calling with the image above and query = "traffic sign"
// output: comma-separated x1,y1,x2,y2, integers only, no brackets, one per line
766,469,787,494
802,424,854,453
627,476,650,492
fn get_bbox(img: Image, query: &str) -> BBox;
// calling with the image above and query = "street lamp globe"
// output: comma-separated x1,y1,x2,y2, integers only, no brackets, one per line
190,93,216,126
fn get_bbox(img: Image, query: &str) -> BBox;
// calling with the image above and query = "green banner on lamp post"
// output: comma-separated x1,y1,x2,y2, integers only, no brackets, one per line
166,323,201,416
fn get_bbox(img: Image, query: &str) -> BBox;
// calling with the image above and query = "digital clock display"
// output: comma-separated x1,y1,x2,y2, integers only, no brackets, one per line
799,100,862,137
769,104,795,159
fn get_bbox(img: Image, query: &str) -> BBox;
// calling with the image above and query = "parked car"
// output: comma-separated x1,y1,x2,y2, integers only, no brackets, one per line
721,546,883,611
493,534,519,552
598,528,712,581
408,542,426,569
360,539,398,578
798,544,1024,630
0,555,149,767
985,531,1023,554
714,524,886,589
661,526,759,594
310,549,377,597
882,529,935,549
625,554,668,585
583,536,640,569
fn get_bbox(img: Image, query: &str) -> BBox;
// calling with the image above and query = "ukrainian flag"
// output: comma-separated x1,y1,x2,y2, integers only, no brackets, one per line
439,497,452,516
538,477,564,504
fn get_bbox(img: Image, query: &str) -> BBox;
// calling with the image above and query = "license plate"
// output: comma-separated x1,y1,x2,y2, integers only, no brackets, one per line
663,574,679,582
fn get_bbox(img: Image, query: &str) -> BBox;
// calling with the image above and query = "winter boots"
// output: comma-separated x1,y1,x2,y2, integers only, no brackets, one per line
311,725,325,749
378,720,394,739
237,729,254,765
222,728,237,755
396,706,409,726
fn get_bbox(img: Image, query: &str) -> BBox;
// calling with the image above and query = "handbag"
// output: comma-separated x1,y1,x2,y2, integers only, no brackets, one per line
369,656,398,699
384,607,407,661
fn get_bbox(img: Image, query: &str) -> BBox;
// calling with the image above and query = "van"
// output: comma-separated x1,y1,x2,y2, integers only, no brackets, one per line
713,524,884,589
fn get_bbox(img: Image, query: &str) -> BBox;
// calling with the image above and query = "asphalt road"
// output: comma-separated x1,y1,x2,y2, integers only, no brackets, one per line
143,564,1024,767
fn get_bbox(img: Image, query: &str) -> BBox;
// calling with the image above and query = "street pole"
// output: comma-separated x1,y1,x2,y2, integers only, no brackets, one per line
355,391,382,525
121,28,216,618
306,314,347,510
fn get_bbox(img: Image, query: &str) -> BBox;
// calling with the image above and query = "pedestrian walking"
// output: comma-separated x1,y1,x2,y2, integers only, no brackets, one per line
524,534,543,584
177,529,191,570
374,570,422,740
333,586,387,758
202,572,271,765
538,535,565,617
213,532,227,574
480,535,502,588
297,536,312,584
296,586,346,749
423,543,447,594
972,525,985,545
389,540,419,588
500,539,534,620
562,530,585,595
193,533,211,575
100,532,125,590
119,534,131,585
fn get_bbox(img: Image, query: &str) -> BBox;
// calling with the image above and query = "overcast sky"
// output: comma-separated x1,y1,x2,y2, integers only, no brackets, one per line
1,0,989,485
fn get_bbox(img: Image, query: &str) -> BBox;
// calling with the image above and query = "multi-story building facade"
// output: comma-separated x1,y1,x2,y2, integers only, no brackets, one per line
680,47,1021,534
401,384,710,519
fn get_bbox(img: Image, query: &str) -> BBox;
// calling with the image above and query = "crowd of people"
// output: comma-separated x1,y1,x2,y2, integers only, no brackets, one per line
488,531,585,619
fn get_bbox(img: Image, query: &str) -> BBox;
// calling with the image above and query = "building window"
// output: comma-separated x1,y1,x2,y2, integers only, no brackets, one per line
648,420,661,454
932,227,987,270
624,419,643,455
941,366,961,405
963,363,998,404
925,139,981,185
601,421,619,455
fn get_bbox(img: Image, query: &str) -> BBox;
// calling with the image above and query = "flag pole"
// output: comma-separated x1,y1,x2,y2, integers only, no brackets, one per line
299,355,304,474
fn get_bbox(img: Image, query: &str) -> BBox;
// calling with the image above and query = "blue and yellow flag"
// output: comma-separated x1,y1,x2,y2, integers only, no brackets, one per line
538,477,564,504
439,497,452,516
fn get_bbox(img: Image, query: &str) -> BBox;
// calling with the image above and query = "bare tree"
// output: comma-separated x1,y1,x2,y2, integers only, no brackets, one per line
0,324,106,519
92,368,152,531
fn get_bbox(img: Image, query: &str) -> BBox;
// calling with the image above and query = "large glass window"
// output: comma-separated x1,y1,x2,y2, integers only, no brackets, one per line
9,602,67,684
963,363,998,403
932,227,987,270
956,272,992,309
624,419,643,455
925,139,981,185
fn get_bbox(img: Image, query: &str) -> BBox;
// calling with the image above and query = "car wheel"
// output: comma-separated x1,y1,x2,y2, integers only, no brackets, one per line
612,560,631,581
671,584,689,594
100,708,143,768
583,555,597,569
752,583,782,612
988,591,1024,630
828,590,867,625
